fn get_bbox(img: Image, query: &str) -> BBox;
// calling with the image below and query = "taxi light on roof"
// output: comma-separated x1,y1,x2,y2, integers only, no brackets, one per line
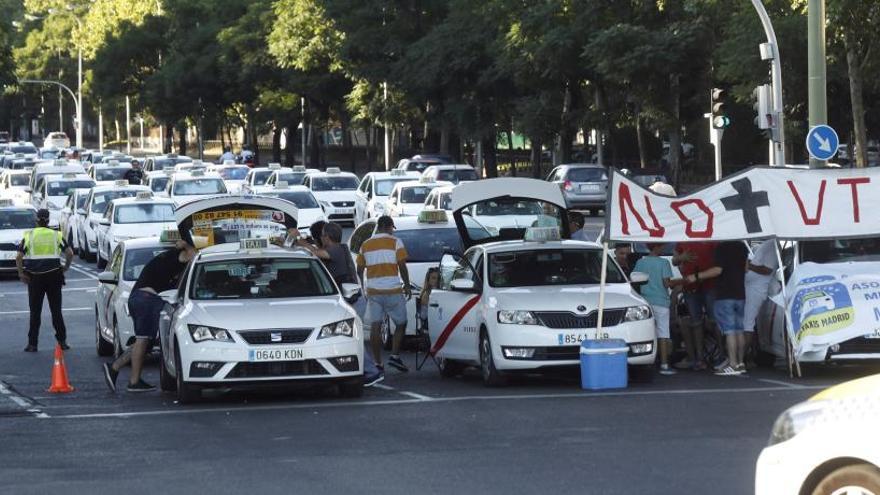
168,153,178,158
159,229,181,243
292,165,306,172
524,227,561,242
275,181,289,189
389,169,407,176
114,179,129,187
14,153,24,158
325,167,341,174
268,162,281,170
240,238,269,250
192,159,203,165
190,169,205,177
62,173,77,179
419,175,436,183
135,191,153,200
418,209,448,224
108,159,119,166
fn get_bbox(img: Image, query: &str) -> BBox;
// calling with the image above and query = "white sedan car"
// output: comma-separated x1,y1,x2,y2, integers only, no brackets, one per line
0,202,36,273
260,183,327,230
756,374,880,495
32,173,95,228
353,170,421,224
240,163,288,195
95,193,176,269
0,169,33,205
427,178,655,385
386,179,451,217
143,169,175,197
77,182,151,262
302,168,360,224
206,163,251,194
166,170,228,207
89,161,132,186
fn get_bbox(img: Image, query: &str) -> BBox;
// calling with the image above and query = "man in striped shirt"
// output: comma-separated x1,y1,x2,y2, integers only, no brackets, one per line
356,216,412,373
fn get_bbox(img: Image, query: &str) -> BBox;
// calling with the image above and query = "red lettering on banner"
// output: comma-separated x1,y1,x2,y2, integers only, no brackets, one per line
787,180,827,226
837,177,870,223
618,183,665,237
670,199,714,238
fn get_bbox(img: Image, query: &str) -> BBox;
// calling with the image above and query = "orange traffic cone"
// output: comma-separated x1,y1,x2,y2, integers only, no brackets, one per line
47,343,74,393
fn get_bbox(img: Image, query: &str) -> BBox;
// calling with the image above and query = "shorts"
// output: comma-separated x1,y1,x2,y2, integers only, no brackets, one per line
713,299,745,334
743,281,770,333
684,291,715,322
364,293,408,327
651,305,670,339
129,289,166,340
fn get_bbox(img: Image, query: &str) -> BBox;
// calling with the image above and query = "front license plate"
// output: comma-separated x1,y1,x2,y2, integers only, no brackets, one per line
558,333,591,345
248,348,304,362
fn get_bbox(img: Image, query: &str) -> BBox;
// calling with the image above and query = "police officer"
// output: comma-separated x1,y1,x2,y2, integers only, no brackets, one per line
16,209,74,352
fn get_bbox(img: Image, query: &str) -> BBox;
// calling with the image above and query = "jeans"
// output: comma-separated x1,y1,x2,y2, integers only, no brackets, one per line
27,270,66,346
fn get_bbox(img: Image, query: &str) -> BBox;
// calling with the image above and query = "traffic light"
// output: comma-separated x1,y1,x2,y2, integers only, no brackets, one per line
752,84,779,141
711,88,731,129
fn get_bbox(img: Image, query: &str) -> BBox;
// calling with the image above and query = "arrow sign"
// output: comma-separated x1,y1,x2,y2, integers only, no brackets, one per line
806,125,839,161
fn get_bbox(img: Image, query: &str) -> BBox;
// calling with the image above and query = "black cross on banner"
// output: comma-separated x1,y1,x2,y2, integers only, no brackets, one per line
720,178,770,233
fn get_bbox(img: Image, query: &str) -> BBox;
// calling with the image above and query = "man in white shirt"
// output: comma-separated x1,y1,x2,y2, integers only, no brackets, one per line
744,240,779,364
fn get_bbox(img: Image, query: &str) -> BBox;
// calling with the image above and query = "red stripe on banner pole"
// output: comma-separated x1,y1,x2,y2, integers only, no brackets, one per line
430,295,481,356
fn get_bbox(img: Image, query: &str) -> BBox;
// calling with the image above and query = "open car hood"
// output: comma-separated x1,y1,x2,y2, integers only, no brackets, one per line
451,178,569,248
175,195,299,247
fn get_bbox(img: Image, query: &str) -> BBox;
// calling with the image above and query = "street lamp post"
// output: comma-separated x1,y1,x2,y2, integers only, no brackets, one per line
19,79,80,144
750,0,786,167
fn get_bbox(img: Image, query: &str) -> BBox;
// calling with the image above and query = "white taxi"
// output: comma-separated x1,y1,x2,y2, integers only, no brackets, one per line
0,201,36,273
157,196,364,403
386,178,451,217
32,173,95,228
28,159,85,195
0,169,33,204
95,192,176,269
166,170,227,207
755,374,880,495
302,167,360,224
76,181,151,262
89,160,132,185
143,169,175,197
353,169,421,224
259,182,326,230
423,184,454,213
426,178,656,385
59,188,91,248
206,162,251,194
240,163,288,195
264,165,316,189
95,233,178,357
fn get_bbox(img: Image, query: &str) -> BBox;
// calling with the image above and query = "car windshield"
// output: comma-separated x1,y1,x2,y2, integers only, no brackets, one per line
394,226,491,263
0,209,36,229
10,174,30,186
436,169,477,182
252,170,273,185
148,176,169,192
375,178,413,196
312,176,359,191
173,179,226,195
800,238,880,263
276,172,307,185
40,150,58,159
10,145,37,154
191,258,336,299
269,191,320,209
399,186,433,204
405,161,437,173
153,158,191,169
489,249,625,287
438,193,451,210
114,204,175,224
47,180,95,196
124,247,174,281
218,167,249,180
567,168,608,182
95,168,129,181
91,190,141,214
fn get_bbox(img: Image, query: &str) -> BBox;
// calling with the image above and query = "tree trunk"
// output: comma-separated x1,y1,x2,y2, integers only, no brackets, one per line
272,124,282,163
285,120,296,166
558,81,574,164
439,122,450,154
635,107,647,169
845,36,868,168
482,134,498,178
507,119,516,177
668,74,683,188
177,122,187,155
114,119,121,144
530,137,543,178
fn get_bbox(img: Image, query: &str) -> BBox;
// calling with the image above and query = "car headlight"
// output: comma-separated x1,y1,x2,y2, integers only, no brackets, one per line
373,202,385,213
768,400,828,446
318,318,355,339
497,310,538,325
320,200,332,209
624,305,652,321
187,324,234,343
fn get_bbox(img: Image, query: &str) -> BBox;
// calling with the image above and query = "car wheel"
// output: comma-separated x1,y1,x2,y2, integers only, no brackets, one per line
629,364,655,383
159,351,177,392
174,340,200,404
479,330,506,387
438,358,465,378
338,378,364,398
381,316,393,351
95,308,113,357
810,463,880,495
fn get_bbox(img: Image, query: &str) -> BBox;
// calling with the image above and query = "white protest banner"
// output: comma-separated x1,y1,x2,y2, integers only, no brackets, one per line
786,262,880,357
605,166,880,242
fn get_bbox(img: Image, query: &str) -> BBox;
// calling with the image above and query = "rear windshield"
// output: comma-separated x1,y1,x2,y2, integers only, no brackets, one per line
148,176,169,192
404,161,437,173
10,145,37,154
436,169,477,183
312,176,358,191
47,180,95,196
152,157,191,169
10,174,29,186
270,191,320,209
399,186,433,204
91,190,141,214
375,178,414,196
251,170,273,186
173,179,227,196
218,167,249,180
276,172,307,185
567,168,607,182
393,225,491,263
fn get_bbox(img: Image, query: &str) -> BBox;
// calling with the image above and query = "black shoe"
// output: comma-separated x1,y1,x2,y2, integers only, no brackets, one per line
364,369,385,387
387,355,409,373
126,380,156,393
24,345,37,352
58,342,70,351
102,363,118,393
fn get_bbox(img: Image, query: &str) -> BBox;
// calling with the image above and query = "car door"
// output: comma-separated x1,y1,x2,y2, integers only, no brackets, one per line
160,262,192,376
95,245,122,342
427,249,483,362
355,175,370,223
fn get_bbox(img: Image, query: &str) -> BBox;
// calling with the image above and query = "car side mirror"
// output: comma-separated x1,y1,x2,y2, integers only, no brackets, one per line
99,218,111,226
97,270,117,285
158,289,179,305
629,271,649,285
340,283,361,302
450,278,476,292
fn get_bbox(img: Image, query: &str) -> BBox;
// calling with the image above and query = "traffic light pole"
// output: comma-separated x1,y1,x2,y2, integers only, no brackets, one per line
707,116,723,181
750,0,786,167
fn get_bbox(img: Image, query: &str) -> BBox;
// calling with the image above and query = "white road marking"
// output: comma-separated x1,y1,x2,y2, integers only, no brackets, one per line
68,264,98,280
45,385,825,420
0,307,91,315
372,384,395,391
757,378,807,389
0,381,48,418
0,286,97,296
398,391,433,401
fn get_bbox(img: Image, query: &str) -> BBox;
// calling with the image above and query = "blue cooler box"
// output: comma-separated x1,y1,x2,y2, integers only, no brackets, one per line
580,339,629,390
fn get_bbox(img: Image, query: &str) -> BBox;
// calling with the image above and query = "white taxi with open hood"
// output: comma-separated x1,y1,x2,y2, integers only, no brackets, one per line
157,196,364,403
426,178,656,386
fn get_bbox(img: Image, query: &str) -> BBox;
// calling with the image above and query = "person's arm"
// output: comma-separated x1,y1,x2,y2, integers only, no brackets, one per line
15,250,28,284
62,247,73,271
685,266,722,284
356,252,366,289
748,263,774,275
398,260,411,298
296,239,331,260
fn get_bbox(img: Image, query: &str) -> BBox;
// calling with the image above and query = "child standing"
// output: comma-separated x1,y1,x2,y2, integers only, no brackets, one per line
418,268,440,332
633,243,683,375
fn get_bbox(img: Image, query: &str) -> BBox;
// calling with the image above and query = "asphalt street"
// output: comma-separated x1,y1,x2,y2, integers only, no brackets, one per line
0,218,876,494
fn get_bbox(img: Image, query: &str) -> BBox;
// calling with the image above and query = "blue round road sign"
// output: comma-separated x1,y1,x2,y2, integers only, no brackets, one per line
806,125,839,161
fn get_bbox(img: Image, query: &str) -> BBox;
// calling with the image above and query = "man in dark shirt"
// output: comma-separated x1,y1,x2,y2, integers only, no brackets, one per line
684,240,749,375
103,239,196,392
123,160,144,185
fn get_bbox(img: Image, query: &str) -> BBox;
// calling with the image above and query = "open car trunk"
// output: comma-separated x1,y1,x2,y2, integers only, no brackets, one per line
175,196,299,247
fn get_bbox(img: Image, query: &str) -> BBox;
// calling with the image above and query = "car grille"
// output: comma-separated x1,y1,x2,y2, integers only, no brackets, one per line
834,337,880,355
331,201,354,208
534,309,627,329
227,359,328,378
514,344,639,361
0,243,18,251
237,328,312,345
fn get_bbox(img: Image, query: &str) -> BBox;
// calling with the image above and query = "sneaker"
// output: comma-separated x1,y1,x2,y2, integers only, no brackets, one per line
364,370,385,387
712,357,730,372
23,345,37,352
126,380,156,393
734,363,747,374
102,363,118,393
659,364,677,376
58,342,70,351
714,365,744,376
387,355,409,373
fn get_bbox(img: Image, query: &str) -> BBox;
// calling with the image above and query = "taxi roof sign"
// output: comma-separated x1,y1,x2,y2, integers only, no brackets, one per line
54,159,67,166
190,169,205,177
325,167,341,174
108,159,120,166
268,162,282,170
135,191,153,200
160,229,181,243
524,227,561,242
114,179,129,187
389,169,407,176
240,238,269,251
418,209,448,224
291,165,306,172
168,153,178,158
419,175,436,183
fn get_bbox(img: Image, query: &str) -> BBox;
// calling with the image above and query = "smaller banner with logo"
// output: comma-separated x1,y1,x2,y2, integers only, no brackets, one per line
785,262,880,357
192,209,286,245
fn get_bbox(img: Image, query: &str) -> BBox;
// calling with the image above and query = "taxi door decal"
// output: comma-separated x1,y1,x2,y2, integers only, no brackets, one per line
429,294,481,356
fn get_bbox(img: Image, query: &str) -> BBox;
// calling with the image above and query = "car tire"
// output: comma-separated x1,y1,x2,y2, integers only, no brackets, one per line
810,463,880,495
159,352,177,392
438,358,465,378
479,330,506,387
95,308,113,357
381,317,393,351
338,378,364,398
174,342,200,404
629,364,655,383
